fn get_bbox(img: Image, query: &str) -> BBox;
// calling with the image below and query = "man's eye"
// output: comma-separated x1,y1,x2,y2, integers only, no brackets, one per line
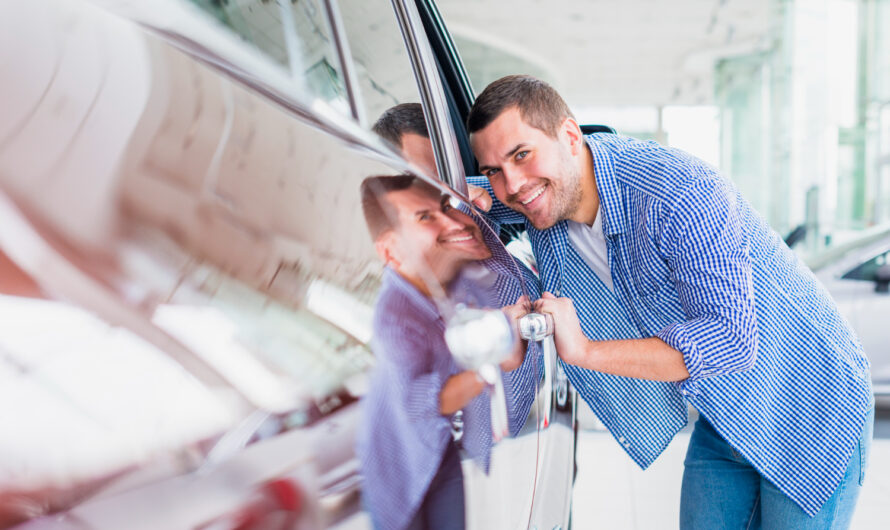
485,168,500,178
516,151,529,160
418,213,431,221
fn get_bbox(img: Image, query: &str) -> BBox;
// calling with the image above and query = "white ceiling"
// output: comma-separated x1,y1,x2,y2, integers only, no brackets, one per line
437,0,776,107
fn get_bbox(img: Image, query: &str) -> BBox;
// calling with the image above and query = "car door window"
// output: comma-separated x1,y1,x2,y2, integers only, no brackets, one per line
189,0,350,114
337,0,426,130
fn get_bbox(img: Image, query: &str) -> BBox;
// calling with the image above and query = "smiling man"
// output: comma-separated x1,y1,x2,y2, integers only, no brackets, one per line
466,75,874,529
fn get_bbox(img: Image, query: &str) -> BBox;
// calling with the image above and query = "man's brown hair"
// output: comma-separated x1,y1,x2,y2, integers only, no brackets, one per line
466,75,575,137
360,174,441,241
371,103,429,149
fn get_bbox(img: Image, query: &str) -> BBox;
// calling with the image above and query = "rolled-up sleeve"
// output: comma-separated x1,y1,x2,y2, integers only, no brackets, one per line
655,176,759,383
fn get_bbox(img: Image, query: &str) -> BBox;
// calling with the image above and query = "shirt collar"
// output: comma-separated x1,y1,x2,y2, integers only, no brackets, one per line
585,135,626,237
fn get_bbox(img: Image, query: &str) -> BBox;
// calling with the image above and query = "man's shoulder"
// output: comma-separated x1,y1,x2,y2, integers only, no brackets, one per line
373,275,438,331
588,133,719,204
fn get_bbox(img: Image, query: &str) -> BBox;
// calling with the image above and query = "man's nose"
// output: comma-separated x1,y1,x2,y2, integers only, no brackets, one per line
502,165,527,196
443,208,470,229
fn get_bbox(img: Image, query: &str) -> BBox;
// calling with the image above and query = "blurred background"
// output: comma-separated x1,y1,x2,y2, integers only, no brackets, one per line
439,0,890,261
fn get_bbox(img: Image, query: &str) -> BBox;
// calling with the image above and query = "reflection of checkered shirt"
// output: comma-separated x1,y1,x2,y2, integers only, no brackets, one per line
470,133,872,516
357,252,540,530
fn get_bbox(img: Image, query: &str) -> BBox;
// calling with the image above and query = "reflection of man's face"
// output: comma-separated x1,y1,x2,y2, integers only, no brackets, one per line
385,184,492,287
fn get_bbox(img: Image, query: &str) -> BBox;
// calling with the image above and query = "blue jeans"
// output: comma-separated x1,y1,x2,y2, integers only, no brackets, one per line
405,440,466,530
680,404,874,529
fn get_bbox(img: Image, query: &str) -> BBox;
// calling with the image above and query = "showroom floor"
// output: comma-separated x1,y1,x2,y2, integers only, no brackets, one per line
572,406,890,529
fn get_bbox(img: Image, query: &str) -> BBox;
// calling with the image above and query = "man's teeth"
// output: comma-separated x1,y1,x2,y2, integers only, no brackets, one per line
446,235,473,243
521,186,545,205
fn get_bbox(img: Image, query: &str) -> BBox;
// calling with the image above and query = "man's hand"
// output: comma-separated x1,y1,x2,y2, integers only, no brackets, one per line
500,295,531,371
534,292,590,366
468,184,492,212
535,293,691,381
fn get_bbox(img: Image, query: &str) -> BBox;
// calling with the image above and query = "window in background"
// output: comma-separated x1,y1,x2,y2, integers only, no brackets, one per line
574,106,659,142
574,105,719,169
662,106,720,168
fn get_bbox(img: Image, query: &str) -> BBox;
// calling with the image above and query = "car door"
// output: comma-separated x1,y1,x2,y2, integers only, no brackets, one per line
0,0,544,528
332,1,545,528
405,2,578,528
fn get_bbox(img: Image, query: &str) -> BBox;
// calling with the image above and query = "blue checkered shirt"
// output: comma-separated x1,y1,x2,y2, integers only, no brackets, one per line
469,133,872,516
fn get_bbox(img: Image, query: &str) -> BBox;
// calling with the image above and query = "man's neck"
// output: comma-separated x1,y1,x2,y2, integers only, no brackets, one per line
395,264,460,300
401,272,434,298
569,145,600,226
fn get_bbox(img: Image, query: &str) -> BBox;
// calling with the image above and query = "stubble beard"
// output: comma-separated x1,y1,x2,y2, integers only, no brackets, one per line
528,150,583,230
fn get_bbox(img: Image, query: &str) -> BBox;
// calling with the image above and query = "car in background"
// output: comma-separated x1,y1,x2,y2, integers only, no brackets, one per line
0,0,576,529
813,229,890,397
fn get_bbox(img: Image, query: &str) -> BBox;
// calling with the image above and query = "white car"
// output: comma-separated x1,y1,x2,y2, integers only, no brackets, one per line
814,230,890,396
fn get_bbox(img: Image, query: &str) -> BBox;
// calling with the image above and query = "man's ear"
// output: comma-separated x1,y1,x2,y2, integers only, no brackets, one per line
375,230,402,269
561,116,584,156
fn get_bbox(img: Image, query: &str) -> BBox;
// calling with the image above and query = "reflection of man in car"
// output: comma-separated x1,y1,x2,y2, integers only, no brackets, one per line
466,75,873,529
373,103,439,178
356,174,527,530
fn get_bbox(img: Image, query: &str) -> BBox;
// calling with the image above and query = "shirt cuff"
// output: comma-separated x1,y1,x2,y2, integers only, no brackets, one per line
657,321,705,382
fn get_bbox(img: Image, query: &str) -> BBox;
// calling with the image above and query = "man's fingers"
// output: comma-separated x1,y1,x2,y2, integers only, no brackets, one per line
535,299,554,314
468,184,492,212
541,291,557,300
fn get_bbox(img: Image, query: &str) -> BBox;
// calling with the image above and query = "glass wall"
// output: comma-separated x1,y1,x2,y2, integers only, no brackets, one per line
715,0,890,259
575,0,890,261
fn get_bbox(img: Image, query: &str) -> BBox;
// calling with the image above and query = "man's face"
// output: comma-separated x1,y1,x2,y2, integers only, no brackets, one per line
400,133,439,178
470,107,582,230
384,185,492,284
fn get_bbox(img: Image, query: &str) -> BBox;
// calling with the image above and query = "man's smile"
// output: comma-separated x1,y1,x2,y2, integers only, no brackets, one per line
519,184,547,206
440,229,480,244
443,234,474,243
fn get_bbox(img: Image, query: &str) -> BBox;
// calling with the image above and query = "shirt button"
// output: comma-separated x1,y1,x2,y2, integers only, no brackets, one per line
618,436,626,444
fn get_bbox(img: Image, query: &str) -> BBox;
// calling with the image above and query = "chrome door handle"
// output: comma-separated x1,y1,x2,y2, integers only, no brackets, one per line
519,313,557,428
519,312,553,342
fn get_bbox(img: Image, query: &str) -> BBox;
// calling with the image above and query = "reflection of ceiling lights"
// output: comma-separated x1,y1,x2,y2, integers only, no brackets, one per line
0,294,232,489
152,304,304,413
305,279,373,344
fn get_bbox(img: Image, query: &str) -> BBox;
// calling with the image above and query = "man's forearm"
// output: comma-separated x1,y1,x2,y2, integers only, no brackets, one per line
574,337,689,382
440,371,487,415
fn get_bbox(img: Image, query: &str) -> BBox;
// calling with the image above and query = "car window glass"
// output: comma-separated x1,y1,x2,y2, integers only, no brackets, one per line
841,248,890,281
337,0,426,132
188,0,350,114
